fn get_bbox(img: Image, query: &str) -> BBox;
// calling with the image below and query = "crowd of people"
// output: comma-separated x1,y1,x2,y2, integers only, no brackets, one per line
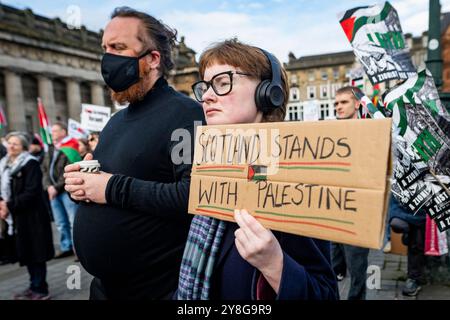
0,6,436,301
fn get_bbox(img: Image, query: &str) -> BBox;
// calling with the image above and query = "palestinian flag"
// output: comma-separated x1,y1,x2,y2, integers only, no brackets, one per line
0,105,7,129
37,98,52,146
247,165,267,181
59,136,82,164
338,2,415,84
372,83,381,106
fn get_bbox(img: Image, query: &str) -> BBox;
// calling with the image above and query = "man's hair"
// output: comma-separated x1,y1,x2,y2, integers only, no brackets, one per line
53,121,68,133
336,86,363,100
111,7,177,77
198,38,288,122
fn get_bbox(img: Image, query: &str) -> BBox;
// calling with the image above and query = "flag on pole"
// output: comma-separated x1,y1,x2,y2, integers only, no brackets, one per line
0,105,7,129
37,98,52,146
372,83,381,106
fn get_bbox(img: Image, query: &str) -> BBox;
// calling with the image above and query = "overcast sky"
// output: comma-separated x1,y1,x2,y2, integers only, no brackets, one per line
2,0,450,62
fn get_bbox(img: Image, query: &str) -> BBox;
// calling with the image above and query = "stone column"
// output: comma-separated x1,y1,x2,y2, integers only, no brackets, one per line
91,82,105,106
37,75,57,123
66,79,81,121
4,70,26,131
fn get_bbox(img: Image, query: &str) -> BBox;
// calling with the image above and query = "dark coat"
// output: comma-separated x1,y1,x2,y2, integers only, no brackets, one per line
210,223,339,300
42,144,70,194
7,159,54,266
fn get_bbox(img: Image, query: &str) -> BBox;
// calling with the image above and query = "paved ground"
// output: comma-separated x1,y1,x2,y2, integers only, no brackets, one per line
338,249,450,300
1,223,450,300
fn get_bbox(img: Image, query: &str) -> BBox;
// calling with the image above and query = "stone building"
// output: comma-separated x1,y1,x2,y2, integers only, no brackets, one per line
0,3,199,133
284,51,356,121
441,12,450,92
284,11,450,122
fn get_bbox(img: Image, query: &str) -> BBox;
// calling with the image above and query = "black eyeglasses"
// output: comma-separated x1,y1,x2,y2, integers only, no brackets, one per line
192,71,253,102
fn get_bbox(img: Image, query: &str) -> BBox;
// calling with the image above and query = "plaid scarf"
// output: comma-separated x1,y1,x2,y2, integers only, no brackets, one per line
177,215,227,300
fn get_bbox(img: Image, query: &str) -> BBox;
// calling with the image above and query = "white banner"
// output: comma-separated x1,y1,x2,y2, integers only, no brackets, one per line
68,118,89,139
303,101,319,122
81,104,111,132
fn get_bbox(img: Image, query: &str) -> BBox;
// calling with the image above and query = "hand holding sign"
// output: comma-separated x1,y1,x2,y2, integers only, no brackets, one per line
234,209,283,294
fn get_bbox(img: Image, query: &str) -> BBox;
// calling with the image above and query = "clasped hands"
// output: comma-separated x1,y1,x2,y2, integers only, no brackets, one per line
63,153,112,204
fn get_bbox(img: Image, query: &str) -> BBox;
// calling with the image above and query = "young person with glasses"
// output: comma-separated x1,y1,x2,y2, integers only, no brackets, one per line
177,39,338,300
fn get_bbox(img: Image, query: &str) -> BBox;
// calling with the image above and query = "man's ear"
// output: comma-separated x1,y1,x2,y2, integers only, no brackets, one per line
147,51,161,70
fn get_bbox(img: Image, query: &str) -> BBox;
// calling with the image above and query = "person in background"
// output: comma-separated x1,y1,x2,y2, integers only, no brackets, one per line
0,132,54,300
331,86,370,300
87,132,99,152
77,138,90,159
388,195,426,296
29,134,45,164
42,122,81,259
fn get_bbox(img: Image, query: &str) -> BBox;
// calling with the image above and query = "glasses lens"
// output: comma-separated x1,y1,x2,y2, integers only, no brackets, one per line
193,82,208,102
212,73,232,95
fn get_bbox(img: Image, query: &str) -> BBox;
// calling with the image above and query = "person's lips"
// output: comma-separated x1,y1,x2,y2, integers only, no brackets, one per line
205,108,221,116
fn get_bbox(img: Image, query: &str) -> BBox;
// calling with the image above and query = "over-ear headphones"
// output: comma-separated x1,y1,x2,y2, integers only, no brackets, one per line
254,48,285,114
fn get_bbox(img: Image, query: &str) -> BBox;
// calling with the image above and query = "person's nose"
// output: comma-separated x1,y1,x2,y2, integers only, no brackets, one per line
202,85,217,103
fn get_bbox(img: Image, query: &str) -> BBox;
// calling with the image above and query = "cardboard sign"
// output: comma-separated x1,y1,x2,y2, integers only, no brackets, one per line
188,119,393,249
80,104,111,132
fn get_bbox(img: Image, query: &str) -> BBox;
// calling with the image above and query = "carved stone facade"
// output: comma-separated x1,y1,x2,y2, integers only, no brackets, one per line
0,3,199,133
441,12,450,92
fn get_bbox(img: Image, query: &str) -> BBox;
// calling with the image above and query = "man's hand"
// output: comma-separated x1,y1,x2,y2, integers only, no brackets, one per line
234,209,284,294
0,201,9,220
47,185,58,200
64,171,113,204
64,153,94,174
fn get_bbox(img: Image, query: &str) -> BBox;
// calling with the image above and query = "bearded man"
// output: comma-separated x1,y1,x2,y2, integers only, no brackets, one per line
63,7,204,299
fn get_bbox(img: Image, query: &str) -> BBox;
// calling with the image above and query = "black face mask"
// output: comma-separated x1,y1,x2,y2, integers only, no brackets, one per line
101,50,151,92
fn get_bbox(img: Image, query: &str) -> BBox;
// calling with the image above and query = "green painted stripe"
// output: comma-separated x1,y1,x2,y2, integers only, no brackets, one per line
279,166,350,172
198,205,234,212
255,210,355,225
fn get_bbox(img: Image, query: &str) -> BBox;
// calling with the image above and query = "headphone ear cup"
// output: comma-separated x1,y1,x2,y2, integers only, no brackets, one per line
255,80,270,112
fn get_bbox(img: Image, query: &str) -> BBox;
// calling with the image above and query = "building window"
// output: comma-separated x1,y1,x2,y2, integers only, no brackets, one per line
333,68,339,79
53,78,67,104
321,70,328,80
0,71,5,99
320,85,328,99
331,83,341,98
307,86,316,99
22,75,38,101
290,87,300,101
308,71,315,82
290,74,298,85
320,103,329,120
80,82,92,104
288,105,299,121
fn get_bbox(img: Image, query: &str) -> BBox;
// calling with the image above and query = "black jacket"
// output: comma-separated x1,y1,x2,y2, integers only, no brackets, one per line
73,77,205,299
7,159,54,266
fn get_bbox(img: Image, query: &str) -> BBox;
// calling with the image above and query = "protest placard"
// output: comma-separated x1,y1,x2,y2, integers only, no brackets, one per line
80,104,111,132
68,118,89,139
188,119,392,249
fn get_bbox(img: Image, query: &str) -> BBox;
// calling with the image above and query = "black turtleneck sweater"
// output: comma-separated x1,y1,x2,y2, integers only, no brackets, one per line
73,78,205,299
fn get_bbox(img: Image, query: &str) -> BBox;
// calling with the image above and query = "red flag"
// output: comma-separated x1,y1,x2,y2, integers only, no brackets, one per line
37,98,52,145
